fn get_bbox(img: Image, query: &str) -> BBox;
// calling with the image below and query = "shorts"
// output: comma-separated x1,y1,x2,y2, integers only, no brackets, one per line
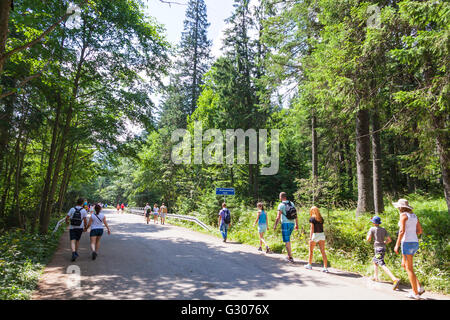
402,242,419,255
69,228,83,241
90,228,104,237
258,224,267,233
311,232,326,242
373,247,386,266
281,223,294,243
145,213,150,218
160,213,166,218
153,213,159,217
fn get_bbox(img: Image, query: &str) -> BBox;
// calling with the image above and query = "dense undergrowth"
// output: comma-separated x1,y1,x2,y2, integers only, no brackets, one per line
0,215,66,300
169,194,449,294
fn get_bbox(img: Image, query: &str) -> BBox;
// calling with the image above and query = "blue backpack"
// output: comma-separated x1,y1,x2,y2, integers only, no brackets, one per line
222,208,231,224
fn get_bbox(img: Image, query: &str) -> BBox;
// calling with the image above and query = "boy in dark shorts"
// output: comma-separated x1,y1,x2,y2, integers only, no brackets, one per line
65,198,88,261
366,216,400,290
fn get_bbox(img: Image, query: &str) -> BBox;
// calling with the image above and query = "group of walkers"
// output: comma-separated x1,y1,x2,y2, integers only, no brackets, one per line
65,192,425,299
66,198,111,262
143,203,168,225
219,192,426,299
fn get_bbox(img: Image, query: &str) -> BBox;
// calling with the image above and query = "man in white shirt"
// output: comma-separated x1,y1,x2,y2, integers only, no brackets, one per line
65,198,88,261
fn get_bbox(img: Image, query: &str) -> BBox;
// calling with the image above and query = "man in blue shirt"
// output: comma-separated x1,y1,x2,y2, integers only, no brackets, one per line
273,192,298,263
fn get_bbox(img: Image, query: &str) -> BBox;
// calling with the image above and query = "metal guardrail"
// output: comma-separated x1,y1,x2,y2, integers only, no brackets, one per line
126,207,214,232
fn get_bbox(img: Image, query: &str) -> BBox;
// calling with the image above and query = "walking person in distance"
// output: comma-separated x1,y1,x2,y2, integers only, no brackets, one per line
393,199,425,299
86,204,111,260
304,206,328,272
253,202,271,253
65,198,88,262
218,203,232,242
273,192,298,263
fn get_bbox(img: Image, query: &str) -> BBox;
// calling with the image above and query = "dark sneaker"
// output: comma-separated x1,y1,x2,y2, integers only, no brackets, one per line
74,252,79,257
258,247,262,251
266,247,272,254
71,253,77,262
92,252,97,260
286,256,294,263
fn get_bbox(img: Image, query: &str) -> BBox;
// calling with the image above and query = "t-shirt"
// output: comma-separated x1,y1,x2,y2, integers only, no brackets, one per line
67,206,88,229
144,205,151,213
153,207,159,214
258,210,267,225
278,201,295,224
309,217,324,233
219,208,230,225
367,226,389,249
90,212,105,230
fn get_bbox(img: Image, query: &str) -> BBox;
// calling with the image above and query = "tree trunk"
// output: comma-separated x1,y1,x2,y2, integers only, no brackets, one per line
0,0,11,74
356,108,374,216
371,108,384,213
432,114,450,214
312,112,318,204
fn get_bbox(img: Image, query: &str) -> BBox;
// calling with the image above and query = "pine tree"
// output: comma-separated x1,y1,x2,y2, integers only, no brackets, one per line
178,0,212,116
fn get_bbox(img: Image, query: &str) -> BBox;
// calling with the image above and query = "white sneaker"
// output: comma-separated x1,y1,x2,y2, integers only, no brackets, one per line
406,291,421,300
418,287,425,295
304,264,312,270
321,268,329,273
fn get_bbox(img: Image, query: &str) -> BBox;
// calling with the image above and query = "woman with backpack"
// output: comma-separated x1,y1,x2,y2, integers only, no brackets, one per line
253,202,271,253
304,206,328,272
86,204,111,260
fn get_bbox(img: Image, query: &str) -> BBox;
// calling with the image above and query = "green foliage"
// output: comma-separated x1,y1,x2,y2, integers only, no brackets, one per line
0,215,66,300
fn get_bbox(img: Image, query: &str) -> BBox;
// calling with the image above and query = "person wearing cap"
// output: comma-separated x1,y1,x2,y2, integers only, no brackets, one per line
366,216,400,290
393,199,424,299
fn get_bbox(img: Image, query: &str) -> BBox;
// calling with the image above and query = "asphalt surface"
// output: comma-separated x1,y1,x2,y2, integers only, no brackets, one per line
32,209,449,300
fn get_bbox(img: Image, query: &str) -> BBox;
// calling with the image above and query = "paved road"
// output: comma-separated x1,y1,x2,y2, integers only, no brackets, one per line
33,209,448,300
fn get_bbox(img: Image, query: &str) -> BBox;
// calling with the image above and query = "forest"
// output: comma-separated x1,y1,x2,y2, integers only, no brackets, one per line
0,0,449,299
0,0,448,229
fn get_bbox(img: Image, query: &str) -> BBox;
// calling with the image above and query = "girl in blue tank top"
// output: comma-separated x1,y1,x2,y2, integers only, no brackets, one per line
253,202,271,254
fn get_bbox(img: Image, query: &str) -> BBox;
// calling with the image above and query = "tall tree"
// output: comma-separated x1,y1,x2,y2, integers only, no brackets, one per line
178,0,212,116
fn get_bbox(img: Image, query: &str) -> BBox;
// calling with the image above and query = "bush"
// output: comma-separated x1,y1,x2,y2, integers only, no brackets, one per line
0,215,66,300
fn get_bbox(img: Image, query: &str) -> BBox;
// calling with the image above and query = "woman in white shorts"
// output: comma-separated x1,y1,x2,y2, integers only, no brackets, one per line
305,206,328,272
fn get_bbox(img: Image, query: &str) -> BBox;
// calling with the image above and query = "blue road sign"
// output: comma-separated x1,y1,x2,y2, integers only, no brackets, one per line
216,188,235,196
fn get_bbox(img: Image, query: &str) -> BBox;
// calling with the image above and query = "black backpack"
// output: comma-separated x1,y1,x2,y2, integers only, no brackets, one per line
222,208,231,224
70,207,83,226
146,208,151,214
283,201,297,220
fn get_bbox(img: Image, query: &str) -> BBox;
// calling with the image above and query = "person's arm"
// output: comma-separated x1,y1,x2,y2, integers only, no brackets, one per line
254,211,261,226
273,210,282,231
86,216,93,230
416,218,423,236
309,223,314,241
385,236,392,245
294,216,299,230
103,216,111,235
218,212,222,227
395,214,407,254
366,229,372,243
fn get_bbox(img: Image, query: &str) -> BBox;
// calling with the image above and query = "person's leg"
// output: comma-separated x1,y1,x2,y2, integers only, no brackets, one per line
259,232,268,247
373,262,379,281
75,240,80,253
71,239,77,252
308,241,316,265
404,254,419,295
318,240,327,268
381,265,399,282
95,236,101,252
285,241,292,258
90,236,97,252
